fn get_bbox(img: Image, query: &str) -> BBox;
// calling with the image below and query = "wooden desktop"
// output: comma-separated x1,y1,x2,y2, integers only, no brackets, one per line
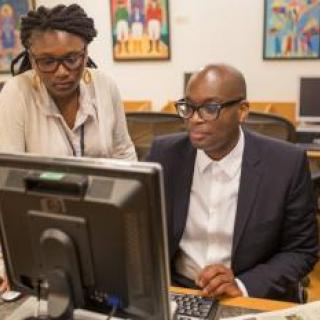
0,287,296,320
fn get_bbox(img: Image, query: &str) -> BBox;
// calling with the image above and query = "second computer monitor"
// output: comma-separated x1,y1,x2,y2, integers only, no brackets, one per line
298,77,320,123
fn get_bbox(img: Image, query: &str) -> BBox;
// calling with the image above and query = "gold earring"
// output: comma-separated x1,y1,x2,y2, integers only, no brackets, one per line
83,68,92,84
32,73,41,91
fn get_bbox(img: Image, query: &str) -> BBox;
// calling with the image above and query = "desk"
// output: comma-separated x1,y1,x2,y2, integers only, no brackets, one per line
0,289,297,320
308,150,320,160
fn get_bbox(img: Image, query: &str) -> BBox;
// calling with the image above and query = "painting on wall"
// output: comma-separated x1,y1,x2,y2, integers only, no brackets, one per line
110,0,170,61
0,0,35,73
263,0,320,59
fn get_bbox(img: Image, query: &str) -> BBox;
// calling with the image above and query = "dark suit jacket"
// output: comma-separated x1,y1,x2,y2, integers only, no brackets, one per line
147,129,319,302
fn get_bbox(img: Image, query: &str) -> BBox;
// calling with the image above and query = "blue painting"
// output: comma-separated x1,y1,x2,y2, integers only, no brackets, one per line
0,0,34,73
264,0,320,59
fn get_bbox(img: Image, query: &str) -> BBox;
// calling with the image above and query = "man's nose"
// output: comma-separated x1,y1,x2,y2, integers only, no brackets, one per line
189,109,204,123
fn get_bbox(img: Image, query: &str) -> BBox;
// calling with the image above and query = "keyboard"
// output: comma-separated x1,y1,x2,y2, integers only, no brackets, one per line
170,292,218,320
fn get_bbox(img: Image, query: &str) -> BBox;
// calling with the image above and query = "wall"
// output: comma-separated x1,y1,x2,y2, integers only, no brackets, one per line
2,0,320,110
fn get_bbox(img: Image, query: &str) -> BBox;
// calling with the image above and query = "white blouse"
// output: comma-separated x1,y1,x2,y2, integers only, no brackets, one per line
0,69,137,161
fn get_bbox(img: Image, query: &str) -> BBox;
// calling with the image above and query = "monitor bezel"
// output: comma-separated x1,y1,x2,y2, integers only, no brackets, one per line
297,76,320,123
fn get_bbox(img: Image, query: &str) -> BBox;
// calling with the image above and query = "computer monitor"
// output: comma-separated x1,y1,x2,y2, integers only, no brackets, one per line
0,153,171,320
298,77,320,123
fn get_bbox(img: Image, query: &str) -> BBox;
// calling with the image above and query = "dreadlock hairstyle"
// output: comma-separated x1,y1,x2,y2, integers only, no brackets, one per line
11,4,98,76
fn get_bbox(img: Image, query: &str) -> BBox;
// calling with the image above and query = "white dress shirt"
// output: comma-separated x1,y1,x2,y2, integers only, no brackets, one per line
175,128,248,295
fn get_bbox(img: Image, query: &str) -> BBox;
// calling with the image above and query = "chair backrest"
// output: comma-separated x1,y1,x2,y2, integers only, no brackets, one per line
126,110,296,159
126,112,186,160
249,101,296,125
161,101,176,113
243,110,296,142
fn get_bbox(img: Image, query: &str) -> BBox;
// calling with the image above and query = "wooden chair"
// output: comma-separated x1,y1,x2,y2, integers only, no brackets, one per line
249,101,296,125
243,110,296,142
161,101,176,113
123,100,152,112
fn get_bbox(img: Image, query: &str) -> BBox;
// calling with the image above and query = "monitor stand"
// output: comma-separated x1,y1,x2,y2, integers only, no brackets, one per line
6,297,127,320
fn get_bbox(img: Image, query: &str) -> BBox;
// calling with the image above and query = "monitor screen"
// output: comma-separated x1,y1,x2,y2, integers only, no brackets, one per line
0,153,170,320
298,77,320,123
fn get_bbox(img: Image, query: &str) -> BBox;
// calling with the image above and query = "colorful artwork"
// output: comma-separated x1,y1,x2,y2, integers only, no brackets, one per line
0,0,34,73
263,0,320,59
110,0,170,61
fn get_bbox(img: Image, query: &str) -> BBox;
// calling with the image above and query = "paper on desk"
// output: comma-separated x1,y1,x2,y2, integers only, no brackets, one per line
220,300,320,320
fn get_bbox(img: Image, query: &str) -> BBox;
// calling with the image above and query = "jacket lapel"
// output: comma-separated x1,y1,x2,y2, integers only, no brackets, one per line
172,139,196,256
232,131,263,262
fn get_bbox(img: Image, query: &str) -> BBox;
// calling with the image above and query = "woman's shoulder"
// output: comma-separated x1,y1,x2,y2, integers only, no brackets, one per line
90,69,118,92
1,70,34,95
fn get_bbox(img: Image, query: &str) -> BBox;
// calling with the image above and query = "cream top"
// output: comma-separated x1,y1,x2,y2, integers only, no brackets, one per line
0,69,137,161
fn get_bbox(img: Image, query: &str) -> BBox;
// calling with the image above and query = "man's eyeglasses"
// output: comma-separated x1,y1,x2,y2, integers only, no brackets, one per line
29,49,86,73
174,97,244,121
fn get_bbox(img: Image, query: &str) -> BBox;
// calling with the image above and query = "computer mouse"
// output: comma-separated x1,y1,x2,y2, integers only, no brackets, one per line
1,290,22,302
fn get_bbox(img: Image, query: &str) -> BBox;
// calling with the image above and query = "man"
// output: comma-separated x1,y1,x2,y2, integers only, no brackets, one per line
147,64,318,302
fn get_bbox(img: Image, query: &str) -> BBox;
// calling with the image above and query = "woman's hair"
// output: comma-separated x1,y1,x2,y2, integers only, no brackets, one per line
11,4,98,76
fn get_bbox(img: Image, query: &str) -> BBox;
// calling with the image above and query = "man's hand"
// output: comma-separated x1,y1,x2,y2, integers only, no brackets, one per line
196,264,242,298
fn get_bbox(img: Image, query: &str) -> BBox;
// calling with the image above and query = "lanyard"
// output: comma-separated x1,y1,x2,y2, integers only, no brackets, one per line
64,124,85,157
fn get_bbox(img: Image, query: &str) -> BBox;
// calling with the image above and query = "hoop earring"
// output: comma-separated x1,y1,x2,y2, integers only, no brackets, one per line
32,74,41,91
83,68,92,84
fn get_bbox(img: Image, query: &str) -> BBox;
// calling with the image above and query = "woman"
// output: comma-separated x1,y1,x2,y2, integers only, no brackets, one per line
0,3,137,292
0,4,136,161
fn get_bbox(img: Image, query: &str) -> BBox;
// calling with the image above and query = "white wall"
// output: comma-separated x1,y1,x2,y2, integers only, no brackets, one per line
3,0,320,109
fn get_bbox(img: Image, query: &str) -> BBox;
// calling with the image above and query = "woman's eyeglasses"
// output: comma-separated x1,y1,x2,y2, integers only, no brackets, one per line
174,97,244,121
29,49,86,73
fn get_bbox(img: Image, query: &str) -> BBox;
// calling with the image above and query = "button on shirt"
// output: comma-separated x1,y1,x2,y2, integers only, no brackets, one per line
175,129,247,294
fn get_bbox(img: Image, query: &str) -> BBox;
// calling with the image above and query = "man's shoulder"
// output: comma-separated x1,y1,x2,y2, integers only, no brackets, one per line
245,129,304,159
90,69,115,86
153,132,190,149
147,132,191,162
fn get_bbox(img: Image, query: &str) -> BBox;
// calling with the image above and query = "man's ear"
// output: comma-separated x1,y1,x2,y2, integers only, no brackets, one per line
239,101,249,124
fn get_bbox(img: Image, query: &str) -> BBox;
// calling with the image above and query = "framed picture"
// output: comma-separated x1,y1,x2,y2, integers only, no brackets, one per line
263,0,320,60
0,0,35,73
110,0,170,61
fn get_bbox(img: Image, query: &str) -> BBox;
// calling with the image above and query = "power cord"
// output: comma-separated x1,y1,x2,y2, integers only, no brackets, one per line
35,280,41,318
105,295,121,320
106,304,117,320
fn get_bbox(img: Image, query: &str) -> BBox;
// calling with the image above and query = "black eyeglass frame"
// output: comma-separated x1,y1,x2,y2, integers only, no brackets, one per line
29,48,87,73
174,97,245,120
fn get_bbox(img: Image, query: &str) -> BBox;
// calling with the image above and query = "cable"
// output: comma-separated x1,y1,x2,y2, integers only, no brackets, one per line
106,304,117,320
105,295,121,320
35,280,41,318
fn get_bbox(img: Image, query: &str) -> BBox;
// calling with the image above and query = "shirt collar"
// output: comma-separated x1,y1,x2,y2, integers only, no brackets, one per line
197,127,245,179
